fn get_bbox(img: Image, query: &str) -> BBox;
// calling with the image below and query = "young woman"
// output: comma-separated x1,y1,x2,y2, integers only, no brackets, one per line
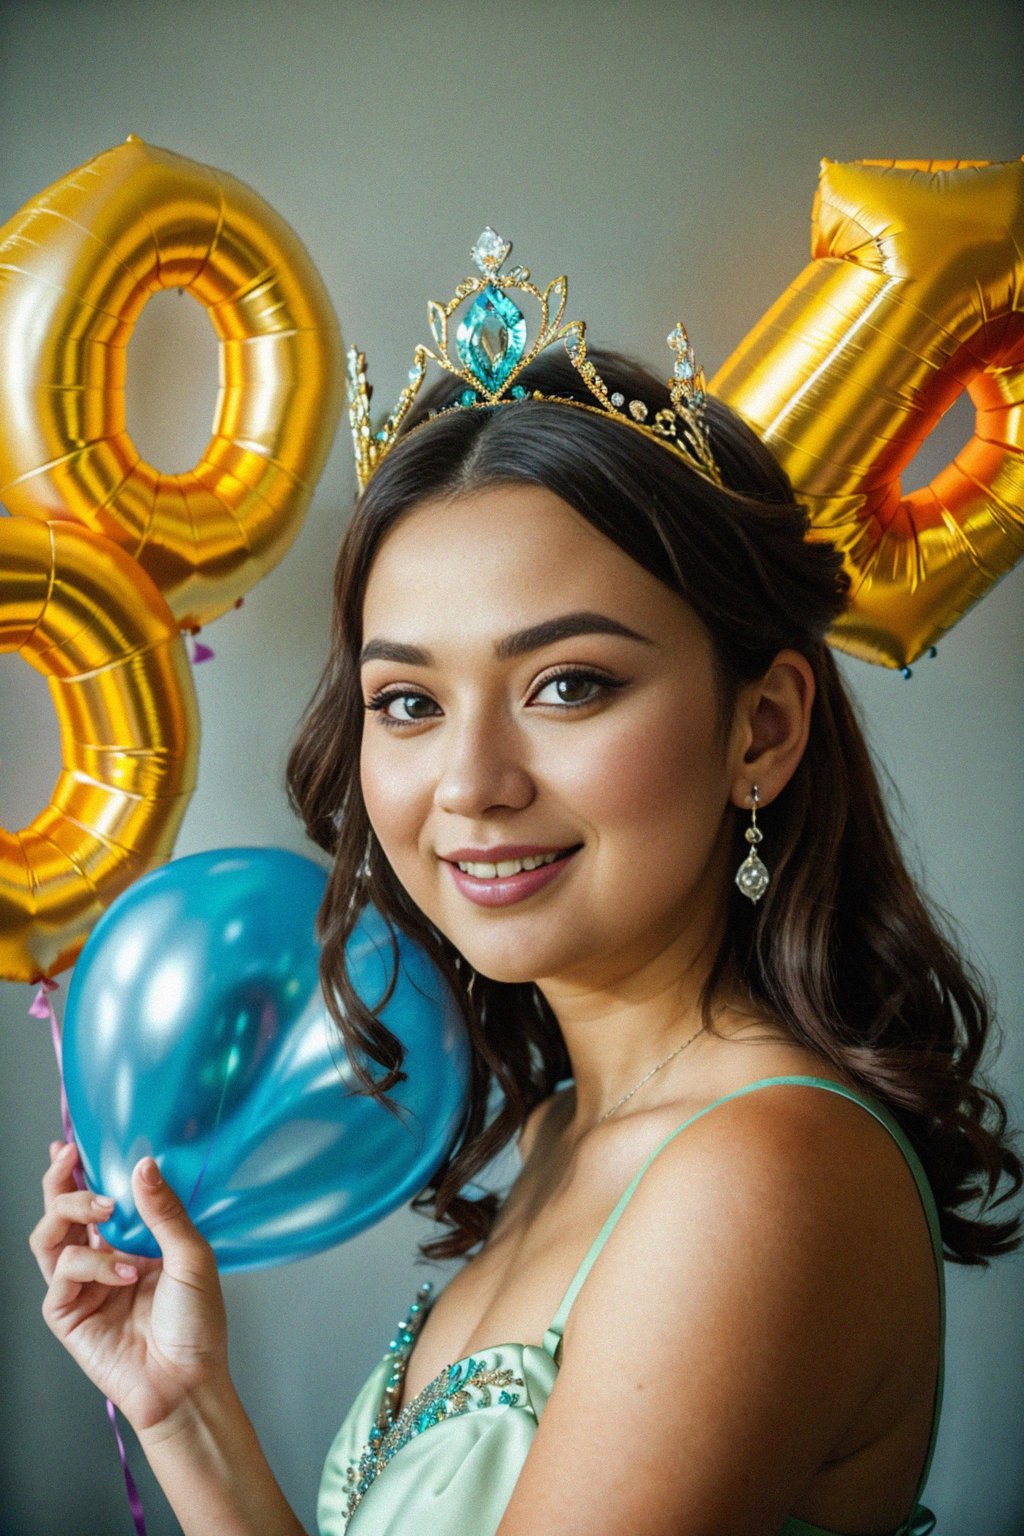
30,328,1021,1535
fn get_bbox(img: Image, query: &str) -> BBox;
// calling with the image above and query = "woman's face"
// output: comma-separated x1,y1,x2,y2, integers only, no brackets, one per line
359,482,744,991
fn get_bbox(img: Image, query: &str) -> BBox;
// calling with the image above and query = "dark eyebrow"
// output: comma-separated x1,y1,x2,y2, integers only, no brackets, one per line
359,610,655,667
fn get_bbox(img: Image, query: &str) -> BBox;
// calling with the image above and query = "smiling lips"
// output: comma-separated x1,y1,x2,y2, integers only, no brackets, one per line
443,845,581,907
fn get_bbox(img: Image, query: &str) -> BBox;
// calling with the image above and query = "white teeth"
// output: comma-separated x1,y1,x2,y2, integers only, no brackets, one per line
456,850,565,878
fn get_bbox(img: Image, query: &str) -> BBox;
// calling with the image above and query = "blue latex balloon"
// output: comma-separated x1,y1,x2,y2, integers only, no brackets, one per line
62,846,472,1272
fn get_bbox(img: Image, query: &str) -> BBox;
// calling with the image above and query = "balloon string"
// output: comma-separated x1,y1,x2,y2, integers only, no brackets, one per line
187,991,277,1217
106,1397,149,1536
184,1033,234,1215
31,979,149,1536
29,979,82,1188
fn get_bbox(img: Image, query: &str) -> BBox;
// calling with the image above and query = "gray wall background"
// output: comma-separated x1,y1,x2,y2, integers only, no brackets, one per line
1,1,1022,1532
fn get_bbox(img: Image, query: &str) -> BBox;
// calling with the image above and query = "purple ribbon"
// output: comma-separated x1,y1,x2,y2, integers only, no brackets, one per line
31,978,148,1536
105,1397,149,1536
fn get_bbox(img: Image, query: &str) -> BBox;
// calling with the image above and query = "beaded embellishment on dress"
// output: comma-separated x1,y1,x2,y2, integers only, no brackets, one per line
341,1281,526,1528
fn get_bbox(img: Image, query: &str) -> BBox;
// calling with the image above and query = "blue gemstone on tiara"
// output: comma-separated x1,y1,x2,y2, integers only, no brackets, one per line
347,237,721,494
456,285,527,392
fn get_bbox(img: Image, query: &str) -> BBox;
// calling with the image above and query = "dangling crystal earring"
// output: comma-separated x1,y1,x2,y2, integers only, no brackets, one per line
735,785,770,903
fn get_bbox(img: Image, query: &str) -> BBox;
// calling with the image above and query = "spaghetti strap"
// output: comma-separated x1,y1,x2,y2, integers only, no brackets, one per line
540,1074,946,1511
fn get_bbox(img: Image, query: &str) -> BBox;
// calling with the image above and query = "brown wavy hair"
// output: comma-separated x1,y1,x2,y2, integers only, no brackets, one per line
285,345,1022,1267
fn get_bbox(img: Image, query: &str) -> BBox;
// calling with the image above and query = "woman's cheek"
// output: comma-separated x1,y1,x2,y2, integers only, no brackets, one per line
359,737,422,858
557,698,722,837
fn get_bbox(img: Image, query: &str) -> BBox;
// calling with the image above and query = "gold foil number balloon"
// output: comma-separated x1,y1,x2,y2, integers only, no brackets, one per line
712,157,1024,669
0,137,342,976
0,517,199,983
0,134,344,630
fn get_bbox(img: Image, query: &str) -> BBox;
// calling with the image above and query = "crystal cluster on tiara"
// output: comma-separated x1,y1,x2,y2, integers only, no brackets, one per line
347,226,721,493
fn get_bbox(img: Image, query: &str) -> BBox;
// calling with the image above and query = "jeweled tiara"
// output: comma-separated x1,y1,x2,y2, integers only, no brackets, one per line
347,226,721,493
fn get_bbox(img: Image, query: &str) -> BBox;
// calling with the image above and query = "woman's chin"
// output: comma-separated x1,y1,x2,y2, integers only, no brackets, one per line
449,945,571,989
460,960,546,987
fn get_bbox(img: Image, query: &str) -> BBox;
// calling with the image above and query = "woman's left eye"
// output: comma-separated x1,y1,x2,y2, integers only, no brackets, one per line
531,668,621,708
363,689,440,726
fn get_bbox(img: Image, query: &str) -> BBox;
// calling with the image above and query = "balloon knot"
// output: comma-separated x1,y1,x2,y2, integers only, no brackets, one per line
28,981,58,1017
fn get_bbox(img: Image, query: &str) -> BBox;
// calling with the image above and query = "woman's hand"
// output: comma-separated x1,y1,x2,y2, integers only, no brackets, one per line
30,1140,229,1436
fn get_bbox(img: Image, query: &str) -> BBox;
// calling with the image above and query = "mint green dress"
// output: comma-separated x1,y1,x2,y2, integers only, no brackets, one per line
319,1076,944,1535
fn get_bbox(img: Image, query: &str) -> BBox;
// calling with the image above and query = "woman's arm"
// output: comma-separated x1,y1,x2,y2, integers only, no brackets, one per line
495,1084,933,1536
138,1375,306,1536
31,1143,308,1536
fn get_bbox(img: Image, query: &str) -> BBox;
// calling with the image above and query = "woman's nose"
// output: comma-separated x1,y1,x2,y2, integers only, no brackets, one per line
433,711,535,816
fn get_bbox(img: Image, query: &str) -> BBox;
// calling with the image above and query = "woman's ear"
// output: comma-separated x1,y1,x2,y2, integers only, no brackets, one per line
728,649,815,808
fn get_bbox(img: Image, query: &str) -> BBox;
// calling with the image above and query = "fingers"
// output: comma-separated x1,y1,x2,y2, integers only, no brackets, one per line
132,1158,215,1284
42,1242,138,1327
30,1188,117,1283
42,1140,80,1208
89,1221,116,1253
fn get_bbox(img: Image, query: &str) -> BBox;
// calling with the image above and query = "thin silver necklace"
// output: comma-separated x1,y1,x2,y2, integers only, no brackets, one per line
596,1021,708,1123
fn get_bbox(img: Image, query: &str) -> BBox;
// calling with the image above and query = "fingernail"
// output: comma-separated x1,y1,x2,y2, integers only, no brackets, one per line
58,1143,76,1162
139,1157,161,1187
114,1262,138,1281
92,1195,115,1213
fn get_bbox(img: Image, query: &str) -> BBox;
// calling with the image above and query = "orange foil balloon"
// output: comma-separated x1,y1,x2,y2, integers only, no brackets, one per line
712,157,1024,669
0,516,199,982
0,135,344,630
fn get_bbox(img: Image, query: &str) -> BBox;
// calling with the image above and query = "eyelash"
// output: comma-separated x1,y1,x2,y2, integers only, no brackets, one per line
363,667,625,730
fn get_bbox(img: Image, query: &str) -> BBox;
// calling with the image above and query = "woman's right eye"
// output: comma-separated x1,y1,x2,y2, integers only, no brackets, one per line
364,689,439,728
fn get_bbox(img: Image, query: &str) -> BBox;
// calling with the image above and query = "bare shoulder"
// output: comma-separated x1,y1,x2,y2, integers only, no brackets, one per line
566,1075,939,1429
495,1077,940,1533
609,1076,933,1296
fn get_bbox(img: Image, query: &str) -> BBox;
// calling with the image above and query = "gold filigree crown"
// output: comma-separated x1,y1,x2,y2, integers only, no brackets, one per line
347,226,720,494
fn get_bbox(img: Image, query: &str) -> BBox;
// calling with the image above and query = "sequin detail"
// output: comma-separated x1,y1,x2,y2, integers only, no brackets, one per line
341,1282,526,1528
